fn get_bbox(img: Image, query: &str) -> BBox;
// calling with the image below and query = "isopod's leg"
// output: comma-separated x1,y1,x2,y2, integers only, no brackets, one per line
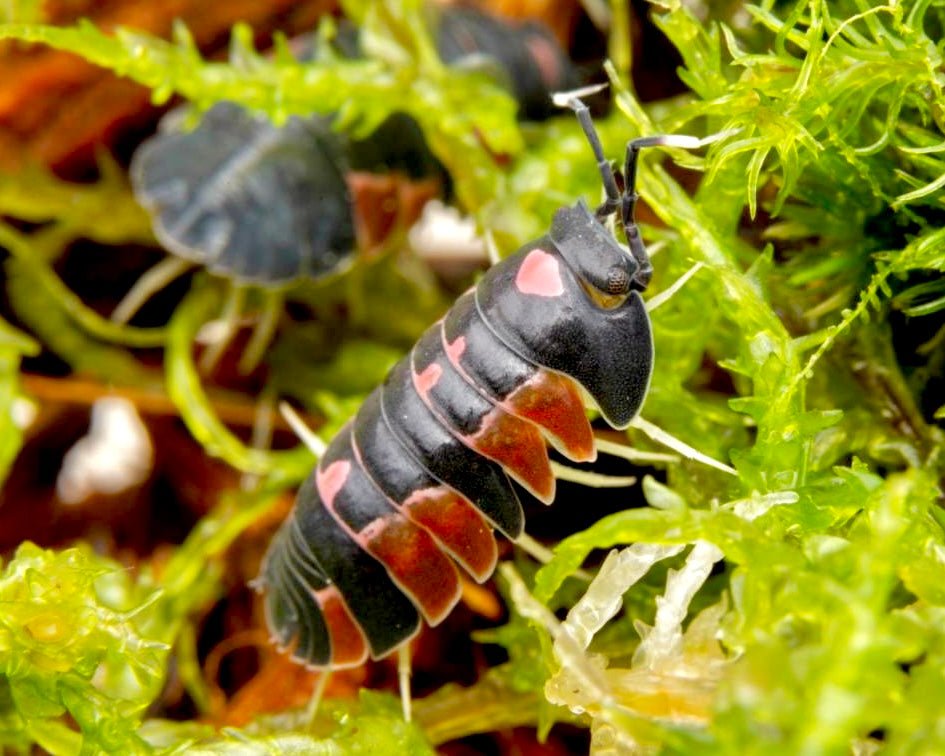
198,284,246,374
398,644,412,722
279,401,328,458
304,671,331,727
238,289,283,374
111,256,194,324
240,389,274,492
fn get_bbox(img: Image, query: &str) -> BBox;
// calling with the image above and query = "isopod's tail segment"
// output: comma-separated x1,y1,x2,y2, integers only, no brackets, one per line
258,515,366,668
260,460,425,668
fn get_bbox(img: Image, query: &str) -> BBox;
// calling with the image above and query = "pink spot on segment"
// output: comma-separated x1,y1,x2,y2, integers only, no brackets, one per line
445,335,466,363
316,460,350,509
515,249,564,297
414,363,442,398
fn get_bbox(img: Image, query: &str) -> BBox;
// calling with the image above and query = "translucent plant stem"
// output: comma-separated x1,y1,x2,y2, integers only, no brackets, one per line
412,666,584,746
0,221,167,348
562,544,686,651
111,256,193,325
645,262,704,313
237,290,283,375
166,283,313,479
198,285,246,374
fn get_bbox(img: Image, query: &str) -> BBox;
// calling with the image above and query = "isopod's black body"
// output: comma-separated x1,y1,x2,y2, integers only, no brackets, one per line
131,102,357,285
258,96,668,668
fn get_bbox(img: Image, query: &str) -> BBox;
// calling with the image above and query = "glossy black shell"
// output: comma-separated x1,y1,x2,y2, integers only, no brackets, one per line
258,199,653,667
131,103,356,285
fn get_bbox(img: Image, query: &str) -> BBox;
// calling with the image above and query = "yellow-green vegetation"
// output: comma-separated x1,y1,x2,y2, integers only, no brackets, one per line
1,0,944,752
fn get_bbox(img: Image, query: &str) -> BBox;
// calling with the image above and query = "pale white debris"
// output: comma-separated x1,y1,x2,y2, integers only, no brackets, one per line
11,397,37,430
408,200,488,270
56,397,153,505
632,541,721,669
563,543,686,651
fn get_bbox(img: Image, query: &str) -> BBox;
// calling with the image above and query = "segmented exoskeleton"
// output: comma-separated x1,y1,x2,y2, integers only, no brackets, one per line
257,94,682,667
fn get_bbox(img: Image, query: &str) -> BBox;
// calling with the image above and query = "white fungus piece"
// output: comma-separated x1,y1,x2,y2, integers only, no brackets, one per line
56,397,153,505
541,542,729,753
500,564,613,713
407,200,488,270
506,539,734,751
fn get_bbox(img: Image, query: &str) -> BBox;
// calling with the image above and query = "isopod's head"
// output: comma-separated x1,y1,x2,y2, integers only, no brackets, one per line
549,199,642,306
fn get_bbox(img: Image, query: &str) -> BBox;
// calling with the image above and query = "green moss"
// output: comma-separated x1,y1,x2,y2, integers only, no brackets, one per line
0,0,944,752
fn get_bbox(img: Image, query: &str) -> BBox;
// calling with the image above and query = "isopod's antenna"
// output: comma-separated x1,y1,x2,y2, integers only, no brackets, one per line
555,88,623,221
552,85,732,289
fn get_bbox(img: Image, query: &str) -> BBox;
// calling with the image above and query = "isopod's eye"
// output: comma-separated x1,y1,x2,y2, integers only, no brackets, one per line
606,265,631,295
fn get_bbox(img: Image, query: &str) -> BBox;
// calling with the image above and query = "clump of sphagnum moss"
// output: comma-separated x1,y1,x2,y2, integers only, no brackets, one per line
1,0,944,752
